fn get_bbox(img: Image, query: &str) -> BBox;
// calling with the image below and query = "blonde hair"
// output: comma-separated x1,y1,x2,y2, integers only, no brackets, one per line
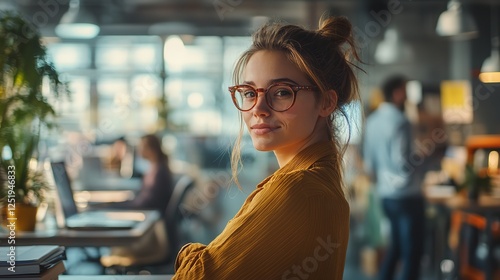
231,15,362,188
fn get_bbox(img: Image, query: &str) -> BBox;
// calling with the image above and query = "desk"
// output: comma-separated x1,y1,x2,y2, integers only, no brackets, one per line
0,211,161,247
72,176,142,205
60,275,173,280
74,177,142,192
427,189,500,213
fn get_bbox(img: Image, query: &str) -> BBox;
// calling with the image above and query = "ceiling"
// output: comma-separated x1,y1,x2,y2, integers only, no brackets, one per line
7,0,327,37
3,0,500,37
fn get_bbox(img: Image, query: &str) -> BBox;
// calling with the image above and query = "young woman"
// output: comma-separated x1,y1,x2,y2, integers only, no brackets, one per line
173,15,361,279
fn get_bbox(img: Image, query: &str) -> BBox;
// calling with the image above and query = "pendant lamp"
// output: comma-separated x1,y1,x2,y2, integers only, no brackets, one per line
55,0,100,39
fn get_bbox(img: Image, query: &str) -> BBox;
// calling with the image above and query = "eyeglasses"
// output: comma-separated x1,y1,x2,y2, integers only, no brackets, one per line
228,83,318,112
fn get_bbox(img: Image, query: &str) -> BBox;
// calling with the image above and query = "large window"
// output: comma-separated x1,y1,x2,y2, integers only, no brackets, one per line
47,43,91,70
45,35,254,141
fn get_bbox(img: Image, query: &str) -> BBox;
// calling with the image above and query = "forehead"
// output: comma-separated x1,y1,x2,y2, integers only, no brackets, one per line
243,50,308,85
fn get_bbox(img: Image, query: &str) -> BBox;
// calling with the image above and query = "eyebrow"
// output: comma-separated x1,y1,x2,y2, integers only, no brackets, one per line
242,78,300,86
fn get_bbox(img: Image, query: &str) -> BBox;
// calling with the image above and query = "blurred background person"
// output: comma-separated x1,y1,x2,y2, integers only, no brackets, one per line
105,136,129,174
97,134,174,215
363,75,444,280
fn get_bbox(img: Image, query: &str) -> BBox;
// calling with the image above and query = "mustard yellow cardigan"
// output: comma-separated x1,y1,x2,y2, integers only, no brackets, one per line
173,141,350,279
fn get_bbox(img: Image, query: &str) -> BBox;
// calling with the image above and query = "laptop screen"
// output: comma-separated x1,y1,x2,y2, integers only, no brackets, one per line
50,161,79,219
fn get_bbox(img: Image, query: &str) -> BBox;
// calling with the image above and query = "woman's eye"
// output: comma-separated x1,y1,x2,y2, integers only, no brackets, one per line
242,90,256,98
274,88,293,97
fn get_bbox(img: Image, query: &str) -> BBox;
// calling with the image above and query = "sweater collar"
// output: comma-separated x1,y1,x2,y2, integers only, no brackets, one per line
276,140,336,175
255,141,336,189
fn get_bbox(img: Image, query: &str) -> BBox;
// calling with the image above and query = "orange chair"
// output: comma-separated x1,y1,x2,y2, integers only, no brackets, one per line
449,210,500,280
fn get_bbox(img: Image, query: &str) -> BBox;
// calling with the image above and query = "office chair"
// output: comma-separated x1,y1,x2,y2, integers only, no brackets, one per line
164,174,198,262
100,173,197,274
448,210,500,280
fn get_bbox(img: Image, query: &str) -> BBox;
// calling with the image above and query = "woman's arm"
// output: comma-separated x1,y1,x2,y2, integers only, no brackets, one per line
175,242,206,269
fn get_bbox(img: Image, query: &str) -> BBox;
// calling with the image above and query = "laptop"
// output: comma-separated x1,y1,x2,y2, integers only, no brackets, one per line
49,161,143,230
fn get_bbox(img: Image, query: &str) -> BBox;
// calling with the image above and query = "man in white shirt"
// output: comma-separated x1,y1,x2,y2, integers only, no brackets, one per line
363,75,429,280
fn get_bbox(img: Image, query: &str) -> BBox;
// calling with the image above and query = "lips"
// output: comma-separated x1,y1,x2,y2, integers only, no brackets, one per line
250,123,278,135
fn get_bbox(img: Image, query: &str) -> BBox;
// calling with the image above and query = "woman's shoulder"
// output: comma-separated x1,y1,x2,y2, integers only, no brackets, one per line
269,168,343,199
258,170,347,220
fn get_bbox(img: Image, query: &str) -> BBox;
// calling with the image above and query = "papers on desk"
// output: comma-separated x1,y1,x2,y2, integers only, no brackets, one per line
0,245,66,279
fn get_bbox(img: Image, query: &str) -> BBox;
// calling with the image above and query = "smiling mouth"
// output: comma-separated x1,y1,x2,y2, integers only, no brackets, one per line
251,125,278,135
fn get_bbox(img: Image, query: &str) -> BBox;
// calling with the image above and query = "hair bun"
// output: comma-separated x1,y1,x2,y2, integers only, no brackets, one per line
317,16,352,46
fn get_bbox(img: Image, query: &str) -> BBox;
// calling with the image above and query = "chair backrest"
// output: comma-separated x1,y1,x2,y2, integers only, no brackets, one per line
164,174,196,259
449,210,489,280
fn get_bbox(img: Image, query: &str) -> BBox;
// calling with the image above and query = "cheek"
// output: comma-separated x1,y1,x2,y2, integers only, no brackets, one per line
283,114,314,130
241,112,251,124
282,105,318,126
242,113,252,128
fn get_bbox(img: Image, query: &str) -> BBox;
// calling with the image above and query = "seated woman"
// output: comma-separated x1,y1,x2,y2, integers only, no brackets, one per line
101,134,174,214
173,14,361,279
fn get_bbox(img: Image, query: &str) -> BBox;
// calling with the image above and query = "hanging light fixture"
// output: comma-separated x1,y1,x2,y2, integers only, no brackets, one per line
479,7,500,83
374,28,413,64
436,0,478,39
55,0,100,39
480,38,500,83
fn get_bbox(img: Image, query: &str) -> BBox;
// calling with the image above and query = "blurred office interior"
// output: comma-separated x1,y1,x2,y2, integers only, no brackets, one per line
1,0,500,279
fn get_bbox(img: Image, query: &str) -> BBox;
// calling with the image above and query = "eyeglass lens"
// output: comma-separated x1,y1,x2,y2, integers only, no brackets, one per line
233,84,295,111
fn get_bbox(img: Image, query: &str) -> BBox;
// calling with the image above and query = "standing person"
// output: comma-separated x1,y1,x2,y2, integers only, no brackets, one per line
363,76,426,280
173,15,361,279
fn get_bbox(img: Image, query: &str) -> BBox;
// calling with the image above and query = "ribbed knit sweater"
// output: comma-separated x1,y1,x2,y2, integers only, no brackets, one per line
173,141,350,279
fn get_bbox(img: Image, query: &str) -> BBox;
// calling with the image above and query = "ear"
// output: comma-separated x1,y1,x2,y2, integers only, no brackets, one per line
319,89,338,117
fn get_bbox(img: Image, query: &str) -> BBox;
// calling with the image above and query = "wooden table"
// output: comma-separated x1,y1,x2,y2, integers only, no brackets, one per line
0,210,161,247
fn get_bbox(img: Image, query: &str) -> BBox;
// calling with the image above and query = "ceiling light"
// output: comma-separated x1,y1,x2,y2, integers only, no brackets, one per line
479,7,500,83
480,37,500,83
374,28,413,64
436,0,478,39
55,0,99,39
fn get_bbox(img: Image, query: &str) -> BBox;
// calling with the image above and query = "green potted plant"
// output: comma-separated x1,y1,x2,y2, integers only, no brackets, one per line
0,11,69,231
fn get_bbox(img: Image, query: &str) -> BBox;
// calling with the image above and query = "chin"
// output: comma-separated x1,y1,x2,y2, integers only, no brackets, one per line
251,139,275,152
253,146,271,152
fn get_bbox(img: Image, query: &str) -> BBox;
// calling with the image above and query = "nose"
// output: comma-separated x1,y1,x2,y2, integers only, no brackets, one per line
251,91,271,116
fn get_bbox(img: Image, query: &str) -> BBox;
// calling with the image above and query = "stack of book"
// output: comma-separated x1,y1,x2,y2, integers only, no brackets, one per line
0,245,66,280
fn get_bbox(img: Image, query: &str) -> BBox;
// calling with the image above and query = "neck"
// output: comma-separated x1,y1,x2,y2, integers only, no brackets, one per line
274,117,330,167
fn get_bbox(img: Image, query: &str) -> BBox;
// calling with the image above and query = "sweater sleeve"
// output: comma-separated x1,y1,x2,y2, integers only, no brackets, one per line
175,242,206,270
172,172,350,280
